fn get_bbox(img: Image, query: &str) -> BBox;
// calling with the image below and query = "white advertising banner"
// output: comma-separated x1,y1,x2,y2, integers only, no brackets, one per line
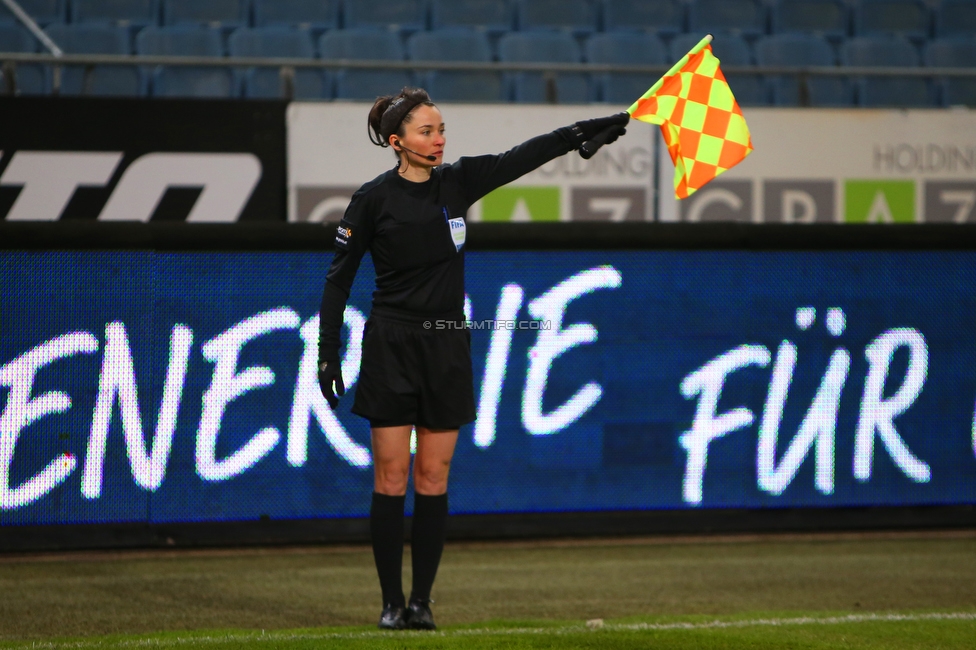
288,103,976,223
287,102,656,223
658,108,976,223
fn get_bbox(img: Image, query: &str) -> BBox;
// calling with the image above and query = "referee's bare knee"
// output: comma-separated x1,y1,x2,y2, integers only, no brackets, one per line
413,457,451,495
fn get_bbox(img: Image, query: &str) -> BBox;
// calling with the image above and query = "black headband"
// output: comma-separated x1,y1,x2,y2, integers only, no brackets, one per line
378,95,426,144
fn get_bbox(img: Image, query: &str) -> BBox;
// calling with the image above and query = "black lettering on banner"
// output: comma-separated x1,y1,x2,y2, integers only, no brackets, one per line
874,144,976,174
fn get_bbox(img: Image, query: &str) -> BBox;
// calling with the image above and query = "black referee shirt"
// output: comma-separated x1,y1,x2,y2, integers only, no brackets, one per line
318,128,576,361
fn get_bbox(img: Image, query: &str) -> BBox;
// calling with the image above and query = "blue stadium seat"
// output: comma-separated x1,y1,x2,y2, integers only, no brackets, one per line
688,0,767,39
0,0,66,25
755,33,850,105
854,0,930,44
671,33,766,105
0,22,34,50
670,33,753,65
771,0,848,42
602,0,684,37
516,0,598,36
430,0,512,35
343,0,428,35
842,35,935,107
228,28,326,99
0,24,44,94
45,24,142,95
253,0,338,33
498,31,590,103
136,26,233,97
162,0,248,30
936,0,976,38
319,28,411,100
408,29,502,102
408,28,492,63
71,0,159,29
586,32,667,104
925,37,976,107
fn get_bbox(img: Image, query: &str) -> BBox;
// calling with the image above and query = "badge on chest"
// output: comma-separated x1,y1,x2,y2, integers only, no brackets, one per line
444,207,465,252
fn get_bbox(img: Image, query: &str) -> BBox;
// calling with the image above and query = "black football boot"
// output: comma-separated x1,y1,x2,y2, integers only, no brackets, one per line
406,597,436,630
377,603,407,630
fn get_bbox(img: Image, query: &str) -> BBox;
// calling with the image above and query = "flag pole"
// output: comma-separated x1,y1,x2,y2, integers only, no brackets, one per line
627,34,713,115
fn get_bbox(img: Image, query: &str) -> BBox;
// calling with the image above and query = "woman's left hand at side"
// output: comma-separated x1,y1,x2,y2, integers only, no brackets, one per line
318,360,345,410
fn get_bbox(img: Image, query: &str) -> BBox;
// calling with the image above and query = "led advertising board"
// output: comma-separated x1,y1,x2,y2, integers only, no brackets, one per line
2,249,975,525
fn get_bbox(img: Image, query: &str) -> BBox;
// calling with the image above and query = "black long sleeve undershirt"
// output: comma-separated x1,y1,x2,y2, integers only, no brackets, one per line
318,127,579,362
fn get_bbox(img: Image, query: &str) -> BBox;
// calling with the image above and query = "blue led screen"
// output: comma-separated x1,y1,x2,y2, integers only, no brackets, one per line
2,250,975,526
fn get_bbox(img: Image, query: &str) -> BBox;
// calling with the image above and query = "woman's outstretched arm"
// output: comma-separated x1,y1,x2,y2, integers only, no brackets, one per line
454,112,629,204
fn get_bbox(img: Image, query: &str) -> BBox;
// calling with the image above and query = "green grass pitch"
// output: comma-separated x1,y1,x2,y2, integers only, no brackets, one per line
1,531,974,649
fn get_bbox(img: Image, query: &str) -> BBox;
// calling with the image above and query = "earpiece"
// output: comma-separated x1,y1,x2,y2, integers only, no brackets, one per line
392,139,437,162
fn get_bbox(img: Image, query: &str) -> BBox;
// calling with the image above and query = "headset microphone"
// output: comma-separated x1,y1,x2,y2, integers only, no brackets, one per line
394,140,437,162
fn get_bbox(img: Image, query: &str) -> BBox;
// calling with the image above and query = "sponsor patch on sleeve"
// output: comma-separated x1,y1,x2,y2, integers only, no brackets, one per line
335,224,352,247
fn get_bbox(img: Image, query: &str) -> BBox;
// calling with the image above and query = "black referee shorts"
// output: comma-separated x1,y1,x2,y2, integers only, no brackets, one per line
351,310,476,430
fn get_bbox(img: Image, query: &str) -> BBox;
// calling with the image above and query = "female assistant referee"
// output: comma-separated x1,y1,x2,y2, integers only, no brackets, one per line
317,87,628,631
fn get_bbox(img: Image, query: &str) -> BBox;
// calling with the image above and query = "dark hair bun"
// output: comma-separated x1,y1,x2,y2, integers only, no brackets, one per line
368,87,434,147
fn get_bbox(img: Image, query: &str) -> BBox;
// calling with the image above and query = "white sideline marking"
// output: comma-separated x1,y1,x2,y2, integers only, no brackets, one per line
7,612,976,648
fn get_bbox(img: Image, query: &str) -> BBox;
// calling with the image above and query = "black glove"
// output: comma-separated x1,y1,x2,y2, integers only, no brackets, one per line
570,112,630,147
317,359,345,410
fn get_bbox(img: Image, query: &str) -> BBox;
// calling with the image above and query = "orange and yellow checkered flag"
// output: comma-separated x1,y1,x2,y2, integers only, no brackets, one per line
628,35,753,199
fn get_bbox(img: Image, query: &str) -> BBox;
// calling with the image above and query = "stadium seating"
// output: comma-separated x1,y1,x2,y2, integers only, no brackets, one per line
586,32,667,104
136,26,233,97
516,0,598,36
755,33,851,105
162,0,248,30
70,0,158,29
925,37,976,107
843,35,935,107
498,31,589,103
228,28,326,99
343,0,428,34
670,33,766,105
408,29,502,102
0,23,45,94
252,0,339,34
688,0,767,39
430,0,513,35
854,0,930,44
0,0,65,25
602,0,684,37
771,0,849,42
0,23,34,51
935,0,976,38
409,28,493,64
0,0,966,107
45,24,141,95
669,33,755,67
319,28,411,100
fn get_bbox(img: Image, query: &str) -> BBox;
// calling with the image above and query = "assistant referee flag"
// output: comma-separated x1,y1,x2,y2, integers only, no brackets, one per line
627,35,753,199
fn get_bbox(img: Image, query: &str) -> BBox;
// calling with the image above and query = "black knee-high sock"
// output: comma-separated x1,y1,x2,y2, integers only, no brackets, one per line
410,492,448,602
370,492,405,607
